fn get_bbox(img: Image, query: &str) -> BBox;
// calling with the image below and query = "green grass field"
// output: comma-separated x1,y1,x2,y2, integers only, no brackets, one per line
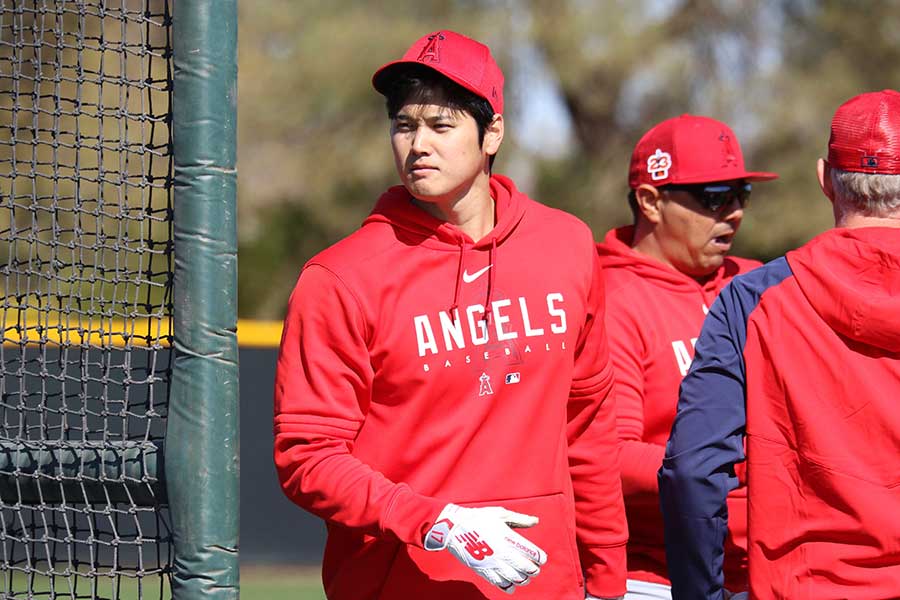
2,572,169,599
241,565,325,600
3,565,324,599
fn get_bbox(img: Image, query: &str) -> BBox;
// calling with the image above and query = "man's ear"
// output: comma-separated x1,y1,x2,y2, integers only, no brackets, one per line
817,158,835,205
483,113,504,156
634,184,663,224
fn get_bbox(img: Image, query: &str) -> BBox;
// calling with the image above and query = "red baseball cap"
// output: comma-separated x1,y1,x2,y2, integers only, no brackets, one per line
828,89,900,174
628,114,778,189
372,30,504,114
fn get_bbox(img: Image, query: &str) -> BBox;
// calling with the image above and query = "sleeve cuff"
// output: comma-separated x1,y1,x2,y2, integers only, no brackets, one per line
619,440,666,496
582,543,627,598
380,484,447,547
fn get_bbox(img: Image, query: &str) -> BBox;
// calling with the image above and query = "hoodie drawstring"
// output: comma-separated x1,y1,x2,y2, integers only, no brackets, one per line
483,238,496,324
450,242,465,315
450,238,496,323
447,238,497,323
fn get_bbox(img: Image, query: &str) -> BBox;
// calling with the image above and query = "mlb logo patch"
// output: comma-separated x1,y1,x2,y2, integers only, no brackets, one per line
862,156,879,168
505,372,520,384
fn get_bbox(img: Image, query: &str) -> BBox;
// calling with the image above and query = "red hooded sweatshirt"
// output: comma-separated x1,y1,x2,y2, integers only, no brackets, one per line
597,226,758,587
659,227,900,599
274,175,627,600
746,228,900,597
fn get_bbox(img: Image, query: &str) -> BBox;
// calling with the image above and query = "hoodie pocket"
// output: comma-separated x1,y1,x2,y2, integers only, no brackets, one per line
377,492,584,600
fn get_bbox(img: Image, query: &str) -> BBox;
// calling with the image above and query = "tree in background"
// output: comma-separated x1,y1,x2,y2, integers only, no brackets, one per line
237,0,900,318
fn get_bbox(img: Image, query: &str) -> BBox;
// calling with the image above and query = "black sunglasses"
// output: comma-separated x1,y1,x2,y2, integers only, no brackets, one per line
660,182,752,212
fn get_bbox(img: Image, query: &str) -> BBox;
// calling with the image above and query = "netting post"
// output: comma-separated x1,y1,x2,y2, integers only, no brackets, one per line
169,1,239,598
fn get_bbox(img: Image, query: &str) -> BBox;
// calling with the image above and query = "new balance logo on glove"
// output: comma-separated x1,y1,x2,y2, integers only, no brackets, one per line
425,503,547,594
458,531,494,560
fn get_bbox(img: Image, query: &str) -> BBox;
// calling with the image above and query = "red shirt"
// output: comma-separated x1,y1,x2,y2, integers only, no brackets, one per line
597,226,758,587
274,176,627,600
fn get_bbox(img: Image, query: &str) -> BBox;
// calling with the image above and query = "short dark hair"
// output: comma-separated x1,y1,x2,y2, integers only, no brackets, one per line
381,64,498,168
627,189,639,222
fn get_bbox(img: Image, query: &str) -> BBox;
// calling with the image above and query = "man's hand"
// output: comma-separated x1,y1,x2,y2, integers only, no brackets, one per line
424,503,547,594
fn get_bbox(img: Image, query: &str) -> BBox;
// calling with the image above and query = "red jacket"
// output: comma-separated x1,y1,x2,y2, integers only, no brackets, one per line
660,227,900,599
274,175,627,600
597,226,758,587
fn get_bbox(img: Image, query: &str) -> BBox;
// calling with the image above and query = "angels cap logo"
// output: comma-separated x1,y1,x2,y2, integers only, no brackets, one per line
417,32,445,63
647,148,672,181
719,132,737,167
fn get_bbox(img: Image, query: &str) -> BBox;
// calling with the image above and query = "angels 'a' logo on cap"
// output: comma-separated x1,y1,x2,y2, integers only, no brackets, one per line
719,132,737,167
647,148,672,180
418,32,445,63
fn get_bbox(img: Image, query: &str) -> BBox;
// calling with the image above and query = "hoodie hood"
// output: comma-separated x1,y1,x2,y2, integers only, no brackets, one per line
787,227,900,352
597,226,749,305
364,174,525,249
363,174,526,315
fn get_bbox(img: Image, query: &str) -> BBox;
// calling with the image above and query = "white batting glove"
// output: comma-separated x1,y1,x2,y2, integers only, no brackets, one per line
424,503,548,594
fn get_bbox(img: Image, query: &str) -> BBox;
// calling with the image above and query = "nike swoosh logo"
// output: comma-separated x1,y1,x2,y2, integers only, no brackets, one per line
462,265,492,283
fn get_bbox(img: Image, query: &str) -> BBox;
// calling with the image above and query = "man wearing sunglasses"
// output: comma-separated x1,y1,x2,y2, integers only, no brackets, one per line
596,114,777,600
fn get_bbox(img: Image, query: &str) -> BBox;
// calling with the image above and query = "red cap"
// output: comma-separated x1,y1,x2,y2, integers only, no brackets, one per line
372,30,504,114
828,89,900,174
628,114,778,189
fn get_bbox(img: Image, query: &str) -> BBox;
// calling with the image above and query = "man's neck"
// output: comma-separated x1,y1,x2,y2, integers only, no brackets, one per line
630,222,713,284
413,178,495,241
631,223,665,262
837,213,900,229
631,222,680,271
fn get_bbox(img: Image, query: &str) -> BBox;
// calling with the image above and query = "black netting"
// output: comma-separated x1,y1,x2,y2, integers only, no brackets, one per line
0,1,172,598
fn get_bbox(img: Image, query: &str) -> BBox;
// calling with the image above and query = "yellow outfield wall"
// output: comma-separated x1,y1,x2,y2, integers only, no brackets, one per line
1,314,284,349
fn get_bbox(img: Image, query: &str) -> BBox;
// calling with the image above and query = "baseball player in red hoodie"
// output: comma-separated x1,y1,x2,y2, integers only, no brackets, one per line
660,89,900,600
274,30,627,599
597,115,778,599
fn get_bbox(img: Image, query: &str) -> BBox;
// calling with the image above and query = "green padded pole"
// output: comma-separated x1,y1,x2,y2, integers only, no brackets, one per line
169,1,239,598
